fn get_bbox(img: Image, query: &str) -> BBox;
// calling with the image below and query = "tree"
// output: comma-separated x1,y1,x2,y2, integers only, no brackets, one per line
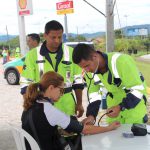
115,29,122,39
68,35,86,42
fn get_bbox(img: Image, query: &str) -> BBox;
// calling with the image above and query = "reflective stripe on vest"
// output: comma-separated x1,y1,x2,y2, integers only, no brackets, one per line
37,45,44,77
89,92,102,103
131,90,143,99
111,53,144,98
64,44,83,85
20,76,34,88
87,74,104,101
111,53,121,78
36,44,71,77
63,44,70,61
73,74,83,84
93,74,103,86
129,85,144,91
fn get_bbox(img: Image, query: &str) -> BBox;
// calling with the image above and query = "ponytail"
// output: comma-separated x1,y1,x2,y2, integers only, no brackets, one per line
23,83,43,110
23,71,64,110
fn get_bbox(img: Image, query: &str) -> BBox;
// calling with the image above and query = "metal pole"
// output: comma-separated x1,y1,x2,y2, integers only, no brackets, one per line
6,25,10,50
76,26,79,37
106,0,114,52
64,14,69,41
18,16,27,56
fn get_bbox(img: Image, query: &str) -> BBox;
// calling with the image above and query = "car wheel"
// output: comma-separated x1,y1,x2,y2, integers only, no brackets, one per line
6,70,19,85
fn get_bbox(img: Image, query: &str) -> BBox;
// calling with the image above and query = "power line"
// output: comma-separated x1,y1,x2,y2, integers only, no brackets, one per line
115,1,124,38
110,0,116,15
83,0,106,17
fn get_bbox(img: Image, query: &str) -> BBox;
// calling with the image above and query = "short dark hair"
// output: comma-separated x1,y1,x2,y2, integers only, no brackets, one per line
27,33,40,44
45,20,64,34
72,43,96,64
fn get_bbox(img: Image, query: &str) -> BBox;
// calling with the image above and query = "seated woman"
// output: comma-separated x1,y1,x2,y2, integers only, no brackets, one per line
22,71,120,150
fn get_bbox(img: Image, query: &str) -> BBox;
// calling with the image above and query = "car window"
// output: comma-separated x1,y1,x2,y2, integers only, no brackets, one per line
21,57,25,62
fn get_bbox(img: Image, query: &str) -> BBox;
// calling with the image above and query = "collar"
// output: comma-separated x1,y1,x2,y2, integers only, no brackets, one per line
40,41,63,56
96,51,108,74
43,97,54,105
39,41,63,72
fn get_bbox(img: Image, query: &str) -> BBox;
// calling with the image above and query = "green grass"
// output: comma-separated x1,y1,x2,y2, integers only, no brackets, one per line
135,60,150,87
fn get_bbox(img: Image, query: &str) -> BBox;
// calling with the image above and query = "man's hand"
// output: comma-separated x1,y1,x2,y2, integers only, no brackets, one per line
75,103,84,118
82,115,95,125
107,105,121,118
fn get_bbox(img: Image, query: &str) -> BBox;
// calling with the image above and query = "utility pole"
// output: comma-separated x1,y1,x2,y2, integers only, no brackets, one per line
6,25,10,50
18,16,27,56
124,15,128,37
64,14,69,41
83,0,114,52
76,26,79,37
106,0,114,52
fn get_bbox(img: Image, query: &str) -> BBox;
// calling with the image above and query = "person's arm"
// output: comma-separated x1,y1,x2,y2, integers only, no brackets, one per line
72,63,84,118
20,50,37,95
43,102,120,134
74,89,84,118
83,101,101,125
107,54,146,118
65,116,120,135
82,122,120,135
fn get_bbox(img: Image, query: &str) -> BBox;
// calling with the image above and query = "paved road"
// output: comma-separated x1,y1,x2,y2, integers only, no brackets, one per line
140,54,150,60
0,59,23,150
136,54,150,63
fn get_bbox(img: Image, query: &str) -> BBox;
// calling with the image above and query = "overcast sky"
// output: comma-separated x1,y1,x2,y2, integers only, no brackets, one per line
0,0,150,35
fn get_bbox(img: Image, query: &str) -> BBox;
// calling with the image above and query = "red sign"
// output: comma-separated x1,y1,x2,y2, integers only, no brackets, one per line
17,0,33,16
56,1,73,10
19,10,30,15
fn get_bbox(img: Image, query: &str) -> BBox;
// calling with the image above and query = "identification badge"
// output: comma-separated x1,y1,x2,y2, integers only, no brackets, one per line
66,71,71,80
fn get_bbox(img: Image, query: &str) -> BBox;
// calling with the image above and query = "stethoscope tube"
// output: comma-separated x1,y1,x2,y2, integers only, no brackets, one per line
86,73,96,104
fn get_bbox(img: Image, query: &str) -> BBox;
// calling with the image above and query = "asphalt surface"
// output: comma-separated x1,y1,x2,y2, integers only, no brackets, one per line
136,54,150,62
140,54,150,60
0,58,23,150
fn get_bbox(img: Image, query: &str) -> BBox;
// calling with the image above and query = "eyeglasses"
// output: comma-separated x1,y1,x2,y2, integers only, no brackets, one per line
57,86,64,95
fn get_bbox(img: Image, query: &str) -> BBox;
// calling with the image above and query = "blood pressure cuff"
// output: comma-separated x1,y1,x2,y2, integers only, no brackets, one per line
65,116,84,134
86,100,101,118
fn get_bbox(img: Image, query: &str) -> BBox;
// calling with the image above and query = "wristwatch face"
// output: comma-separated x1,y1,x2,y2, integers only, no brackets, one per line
121,106,126,111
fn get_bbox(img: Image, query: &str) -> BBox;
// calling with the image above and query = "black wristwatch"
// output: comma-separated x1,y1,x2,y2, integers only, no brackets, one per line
119,103,126,111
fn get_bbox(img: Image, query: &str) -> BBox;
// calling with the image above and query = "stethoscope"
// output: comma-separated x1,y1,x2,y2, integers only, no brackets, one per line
84,59,100,103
